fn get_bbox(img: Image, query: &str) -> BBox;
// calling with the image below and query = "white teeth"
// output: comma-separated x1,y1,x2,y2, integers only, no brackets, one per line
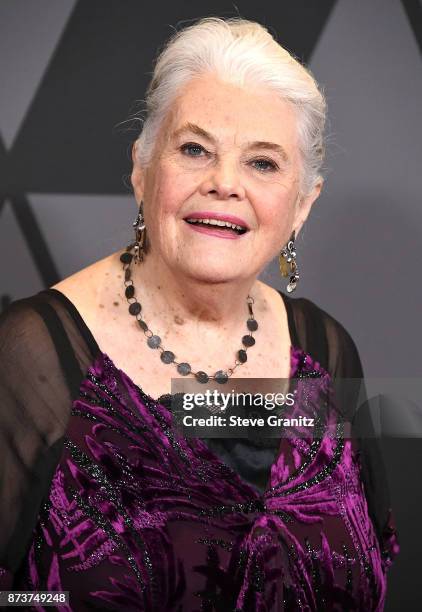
186,217,246,231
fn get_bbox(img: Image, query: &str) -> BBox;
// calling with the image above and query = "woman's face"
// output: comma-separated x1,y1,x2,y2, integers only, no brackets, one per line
131,74,322,284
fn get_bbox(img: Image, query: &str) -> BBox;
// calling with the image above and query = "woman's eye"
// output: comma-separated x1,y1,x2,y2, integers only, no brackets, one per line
179,145,277,171
180,142,207,157
251,158,278,172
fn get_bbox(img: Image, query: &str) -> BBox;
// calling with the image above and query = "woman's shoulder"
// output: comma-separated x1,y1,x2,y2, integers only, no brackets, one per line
261,283,363,377
0,292,49,361
261,282,357,342
0,254,105,343
50,251,117,308
49,251,125,352
0,252,121,385
285,290,360,347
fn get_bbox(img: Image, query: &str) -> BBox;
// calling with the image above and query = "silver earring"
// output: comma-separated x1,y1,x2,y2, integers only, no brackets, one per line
279,230,299,293
132,201,146,264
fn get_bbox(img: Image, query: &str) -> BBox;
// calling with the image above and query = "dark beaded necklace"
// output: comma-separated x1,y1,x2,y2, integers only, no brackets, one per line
120,245,258,384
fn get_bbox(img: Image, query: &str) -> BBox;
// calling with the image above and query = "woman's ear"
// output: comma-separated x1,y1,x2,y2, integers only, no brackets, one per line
131,141,145,201
293,179,323,238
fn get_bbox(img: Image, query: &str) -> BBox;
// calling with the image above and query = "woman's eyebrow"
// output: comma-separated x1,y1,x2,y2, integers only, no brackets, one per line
173,122,213,142
172,122,290,162
245,141,290,162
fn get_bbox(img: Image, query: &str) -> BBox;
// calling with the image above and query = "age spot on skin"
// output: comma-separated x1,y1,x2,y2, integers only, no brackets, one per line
174,315,185,325
258,299,269,312
99,304,105,309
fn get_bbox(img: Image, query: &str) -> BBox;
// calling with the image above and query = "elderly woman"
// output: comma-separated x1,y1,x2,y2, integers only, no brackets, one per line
0,17,398,611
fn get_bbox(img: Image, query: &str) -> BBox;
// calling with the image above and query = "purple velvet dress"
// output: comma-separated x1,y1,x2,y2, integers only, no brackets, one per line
0,288,399,611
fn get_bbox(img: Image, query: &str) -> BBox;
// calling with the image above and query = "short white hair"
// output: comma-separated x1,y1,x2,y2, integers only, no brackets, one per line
134,17,327,196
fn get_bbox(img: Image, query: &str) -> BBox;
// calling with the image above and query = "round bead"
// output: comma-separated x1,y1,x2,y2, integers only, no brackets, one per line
120,252,133,264
125,285,135,299
137,319,148,332
129,302,141,316
214,370,228,384
125,268,131,281
238,349,247,363
147,335,161,349
161,350,175,364
242,334,255,347
195,371,209,384
177,362,191,376
247,318,258,331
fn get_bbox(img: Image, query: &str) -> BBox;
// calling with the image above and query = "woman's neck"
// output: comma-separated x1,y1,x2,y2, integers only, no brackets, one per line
129,250,261,334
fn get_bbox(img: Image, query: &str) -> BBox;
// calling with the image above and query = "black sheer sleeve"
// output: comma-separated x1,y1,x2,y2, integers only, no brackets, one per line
0,290,99,588
281,292,399,568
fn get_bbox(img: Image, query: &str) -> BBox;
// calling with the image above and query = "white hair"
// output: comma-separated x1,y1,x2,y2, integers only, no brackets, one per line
134,17,327,196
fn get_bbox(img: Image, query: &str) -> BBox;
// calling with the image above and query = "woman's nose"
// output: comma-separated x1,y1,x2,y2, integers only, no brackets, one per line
199,158,246,200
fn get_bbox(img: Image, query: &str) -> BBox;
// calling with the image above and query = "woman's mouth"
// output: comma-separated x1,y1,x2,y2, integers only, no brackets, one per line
184,217,249,239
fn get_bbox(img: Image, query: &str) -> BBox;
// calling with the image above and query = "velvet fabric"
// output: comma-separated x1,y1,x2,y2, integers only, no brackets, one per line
0,288,399,610
7,348,398,610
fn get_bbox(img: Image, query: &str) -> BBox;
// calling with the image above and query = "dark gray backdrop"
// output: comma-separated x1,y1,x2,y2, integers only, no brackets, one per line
1,1,421,608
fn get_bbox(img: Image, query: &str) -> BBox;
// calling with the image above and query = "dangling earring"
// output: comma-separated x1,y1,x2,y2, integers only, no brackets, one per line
132,201,146,264
279,230,299,293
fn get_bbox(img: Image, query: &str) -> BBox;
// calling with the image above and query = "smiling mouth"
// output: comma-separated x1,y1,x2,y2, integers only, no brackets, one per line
184,218,248,235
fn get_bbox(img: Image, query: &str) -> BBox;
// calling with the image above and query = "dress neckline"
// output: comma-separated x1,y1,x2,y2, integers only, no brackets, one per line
41,286,301,403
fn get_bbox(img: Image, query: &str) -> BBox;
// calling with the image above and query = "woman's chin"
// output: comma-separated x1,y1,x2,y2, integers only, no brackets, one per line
180,264,248,284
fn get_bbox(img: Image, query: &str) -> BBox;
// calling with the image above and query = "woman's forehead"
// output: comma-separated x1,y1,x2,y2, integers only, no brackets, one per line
167,75,299,150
